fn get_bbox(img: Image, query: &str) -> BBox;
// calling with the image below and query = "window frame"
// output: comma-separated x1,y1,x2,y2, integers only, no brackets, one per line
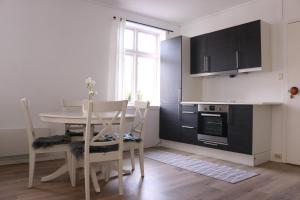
122,24,161,104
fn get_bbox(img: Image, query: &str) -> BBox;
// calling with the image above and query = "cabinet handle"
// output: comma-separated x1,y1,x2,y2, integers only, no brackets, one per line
181,125,195,129
206,56,210,71
203,56,206,72
227,106,233,124
178,89,182,103
203,141,218,146
235,51,239,69
203,56,210,72
201,113,221,117
182,111,197,114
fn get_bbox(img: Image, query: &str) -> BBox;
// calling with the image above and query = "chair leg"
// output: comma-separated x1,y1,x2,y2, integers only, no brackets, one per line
118,158,124,195
138,143,144,177
130,147,135,171
104,162,111,182
28,151,36,188
91,166,100,193
84,161,90,200
68,152,76,187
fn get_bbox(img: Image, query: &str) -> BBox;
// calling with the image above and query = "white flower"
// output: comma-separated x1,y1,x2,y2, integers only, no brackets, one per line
85,77,97,100
85,77,92,84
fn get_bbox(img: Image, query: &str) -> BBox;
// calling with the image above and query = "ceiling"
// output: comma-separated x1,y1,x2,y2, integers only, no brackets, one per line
97,0,253,25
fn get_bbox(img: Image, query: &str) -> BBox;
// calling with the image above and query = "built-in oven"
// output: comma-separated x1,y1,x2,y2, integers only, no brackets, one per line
197,104,229,145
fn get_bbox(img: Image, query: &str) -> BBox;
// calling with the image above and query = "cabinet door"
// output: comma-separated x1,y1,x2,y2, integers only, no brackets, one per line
180,104,198,144
190,35,207,74
228,105,253,155
159,36,182,141
206,27,237,72
236,20,261,69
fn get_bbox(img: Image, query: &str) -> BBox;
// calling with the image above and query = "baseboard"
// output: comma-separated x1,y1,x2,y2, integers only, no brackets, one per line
159,139,259,166
0,153,64,166
254,151,271,165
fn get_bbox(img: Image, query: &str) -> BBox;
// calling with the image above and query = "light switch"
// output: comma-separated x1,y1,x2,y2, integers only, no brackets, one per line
278,73,284,80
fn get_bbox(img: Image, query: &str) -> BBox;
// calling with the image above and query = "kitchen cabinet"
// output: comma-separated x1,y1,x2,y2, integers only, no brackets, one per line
160,36,182,142
190,35,207,74
160,36,202,142
236,20,262,71
206,27,237,73
181,104,198,144
190,20,270,76
227,105,253,155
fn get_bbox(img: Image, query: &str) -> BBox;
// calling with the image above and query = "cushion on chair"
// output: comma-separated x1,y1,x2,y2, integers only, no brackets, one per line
65,130,84,137
123,133,142,143
32,135,71,149
69,135,119,160
65,130,99,137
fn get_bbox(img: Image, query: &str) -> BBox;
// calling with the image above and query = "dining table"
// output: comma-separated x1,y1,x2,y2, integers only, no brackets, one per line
39,111,135,183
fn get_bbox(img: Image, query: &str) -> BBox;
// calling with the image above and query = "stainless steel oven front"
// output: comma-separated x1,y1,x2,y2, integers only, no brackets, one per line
197,104,229,145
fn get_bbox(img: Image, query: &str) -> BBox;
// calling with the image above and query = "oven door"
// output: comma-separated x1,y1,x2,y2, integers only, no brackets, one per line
198,112,228,144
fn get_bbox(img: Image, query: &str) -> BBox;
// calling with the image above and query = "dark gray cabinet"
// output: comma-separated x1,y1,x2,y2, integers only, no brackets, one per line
181,104,198,144
191,20,265,76
191,35,207,74
227,105,253,155
206,27,237,73
159,36,182,142
236,21,262,70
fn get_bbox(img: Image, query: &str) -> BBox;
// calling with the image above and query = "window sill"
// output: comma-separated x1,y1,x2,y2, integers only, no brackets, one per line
127,105,160,110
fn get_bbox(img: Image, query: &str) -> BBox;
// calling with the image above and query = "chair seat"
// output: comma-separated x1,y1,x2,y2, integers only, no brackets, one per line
32,135,71,149
69,136,119,159
65,130,99,137
123,133,142,143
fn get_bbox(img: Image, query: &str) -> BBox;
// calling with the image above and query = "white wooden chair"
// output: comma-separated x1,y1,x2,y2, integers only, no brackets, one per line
62,99,85,139
69,100,127,200
124,101,150,177
20,98,74,188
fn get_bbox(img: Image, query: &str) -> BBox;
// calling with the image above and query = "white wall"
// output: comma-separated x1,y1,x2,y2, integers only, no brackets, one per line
0,0,179,157
180,0,289,162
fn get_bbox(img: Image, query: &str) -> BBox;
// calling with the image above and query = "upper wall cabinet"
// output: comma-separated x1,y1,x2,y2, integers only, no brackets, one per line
190,20,271,77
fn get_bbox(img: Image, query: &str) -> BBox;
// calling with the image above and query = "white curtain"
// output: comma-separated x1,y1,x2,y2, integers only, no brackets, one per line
107,17,126,100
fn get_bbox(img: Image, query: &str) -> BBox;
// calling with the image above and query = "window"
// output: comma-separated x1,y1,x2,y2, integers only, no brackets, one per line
121,22,166,105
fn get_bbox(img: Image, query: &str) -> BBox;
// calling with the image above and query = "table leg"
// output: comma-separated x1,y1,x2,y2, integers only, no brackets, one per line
41,164,68,182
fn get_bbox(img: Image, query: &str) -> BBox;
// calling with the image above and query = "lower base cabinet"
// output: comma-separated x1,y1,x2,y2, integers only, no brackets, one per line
227,105,253,155
181,127,197,144
160,104,270,156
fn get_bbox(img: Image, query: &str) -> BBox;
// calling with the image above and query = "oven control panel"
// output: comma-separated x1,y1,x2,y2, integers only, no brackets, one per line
198,104,229,113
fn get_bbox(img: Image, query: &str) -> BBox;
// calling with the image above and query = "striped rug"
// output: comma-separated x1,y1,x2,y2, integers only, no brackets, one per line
144,150,258,184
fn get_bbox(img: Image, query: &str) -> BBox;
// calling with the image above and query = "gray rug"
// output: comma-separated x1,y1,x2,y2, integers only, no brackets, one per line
144,150,259,184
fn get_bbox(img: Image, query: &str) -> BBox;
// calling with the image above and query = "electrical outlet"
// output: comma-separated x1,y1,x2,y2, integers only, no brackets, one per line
278,73,284,80
274,153,282,160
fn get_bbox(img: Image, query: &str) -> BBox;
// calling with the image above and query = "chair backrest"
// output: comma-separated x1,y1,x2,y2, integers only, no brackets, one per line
84,100,128,156
62,99,85,112
132,101,150,139
62,99,86,132
20,98,35,148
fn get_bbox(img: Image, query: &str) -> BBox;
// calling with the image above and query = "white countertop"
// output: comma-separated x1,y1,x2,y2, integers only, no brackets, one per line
181,101,282,106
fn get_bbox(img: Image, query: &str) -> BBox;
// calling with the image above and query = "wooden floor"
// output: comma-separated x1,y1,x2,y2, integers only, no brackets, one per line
1,147,300,200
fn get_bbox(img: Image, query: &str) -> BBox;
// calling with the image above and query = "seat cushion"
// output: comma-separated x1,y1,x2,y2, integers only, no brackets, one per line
69,135,118,160
32,135,71,149
123,133,142,143
65,130,99,137
65,130,84,137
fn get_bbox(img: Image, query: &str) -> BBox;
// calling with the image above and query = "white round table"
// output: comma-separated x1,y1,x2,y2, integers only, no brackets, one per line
39,112,135,183
40,112,135,124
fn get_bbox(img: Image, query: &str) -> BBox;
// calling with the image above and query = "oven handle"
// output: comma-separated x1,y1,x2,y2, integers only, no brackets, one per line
182,111,197,114
181,125,196,129
200,113,221,117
